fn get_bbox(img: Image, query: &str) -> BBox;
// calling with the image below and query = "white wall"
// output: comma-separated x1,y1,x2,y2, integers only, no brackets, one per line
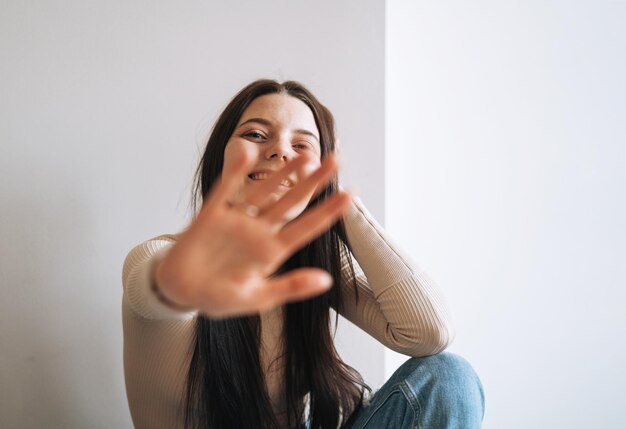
387,1,626,427
0,1,385,427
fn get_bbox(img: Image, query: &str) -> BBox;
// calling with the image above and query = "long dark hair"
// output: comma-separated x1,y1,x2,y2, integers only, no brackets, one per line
185,80,370,429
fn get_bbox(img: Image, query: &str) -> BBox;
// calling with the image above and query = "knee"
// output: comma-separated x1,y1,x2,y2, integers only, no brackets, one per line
398,352,485,419
406,352,481,385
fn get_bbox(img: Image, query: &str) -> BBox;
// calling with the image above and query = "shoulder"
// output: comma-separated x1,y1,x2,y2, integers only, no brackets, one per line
122,233,197,321
122,234,179,282
149,233,180,243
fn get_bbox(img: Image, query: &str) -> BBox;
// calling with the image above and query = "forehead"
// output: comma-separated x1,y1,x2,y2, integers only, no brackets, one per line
238,94,319,137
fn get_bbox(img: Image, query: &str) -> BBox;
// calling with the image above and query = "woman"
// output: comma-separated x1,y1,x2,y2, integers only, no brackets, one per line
122,79,485,429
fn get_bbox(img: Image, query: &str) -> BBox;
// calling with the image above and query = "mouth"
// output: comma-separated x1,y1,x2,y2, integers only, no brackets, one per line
247,171,295,188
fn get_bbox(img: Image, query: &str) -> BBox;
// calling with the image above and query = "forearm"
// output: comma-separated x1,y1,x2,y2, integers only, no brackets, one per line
122,236,197,321
340,196,456,354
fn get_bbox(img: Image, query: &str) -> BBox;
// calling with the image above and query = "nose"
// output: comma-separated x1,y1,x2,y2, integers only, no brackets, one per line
264,138,294,162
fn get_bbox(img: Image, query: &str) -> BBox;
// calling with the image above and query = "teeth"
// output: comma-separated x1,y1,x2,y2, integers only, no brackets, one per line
250,172,270,180
249,172,293,187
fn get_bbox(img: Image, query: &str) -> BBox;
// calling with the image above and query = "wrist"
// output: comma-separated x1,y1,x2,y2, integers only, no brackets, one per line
151,256,194,313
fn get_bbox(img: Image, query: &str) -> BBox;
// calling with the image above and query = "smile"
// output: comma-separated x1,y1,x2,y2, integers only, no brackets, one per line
248,172,294,188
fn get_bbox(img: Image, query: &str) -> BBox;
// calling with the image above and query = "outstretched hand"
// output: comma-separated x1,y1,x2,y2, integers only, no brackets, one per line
154,147,351,318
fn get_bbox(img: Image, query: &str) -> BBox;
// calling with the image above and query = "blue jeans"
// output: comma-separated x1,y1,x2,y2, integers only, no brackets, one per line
345,352,485,429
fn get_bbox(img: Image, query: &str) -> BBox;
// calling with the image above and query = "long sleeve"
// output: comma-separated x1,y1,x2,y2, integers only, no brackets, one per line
121,234,198,429
122,234,197,321
337,196,456,356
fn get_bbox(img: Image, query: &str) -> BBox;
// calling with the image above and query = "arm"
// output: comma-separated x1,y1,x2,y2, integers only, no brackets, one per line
122,155,351,321
122,234,197,321
336,196,456,356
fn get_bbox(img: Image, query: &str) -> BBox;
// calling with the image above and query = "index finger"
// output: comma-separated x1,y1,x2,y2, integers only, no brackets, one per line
277,191,352,253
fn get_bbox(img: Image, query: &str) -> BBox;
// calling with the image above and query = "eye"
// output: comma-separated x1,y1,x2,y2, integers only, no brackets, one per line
242,130,266,141
293,139,316,151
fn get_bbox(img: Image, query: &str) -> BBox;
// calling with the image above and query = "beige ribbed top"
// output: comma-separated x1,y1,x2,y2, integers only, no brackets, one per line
121,196,455,428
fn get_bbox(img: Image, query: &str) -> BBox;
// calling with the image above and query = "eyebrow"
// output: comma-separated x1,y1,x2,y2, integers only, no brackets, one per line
238,117,320,142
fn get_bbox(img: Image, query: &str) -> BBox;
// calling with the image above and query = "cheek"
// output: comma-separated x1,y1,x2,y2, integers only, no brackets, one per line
299,151,322,177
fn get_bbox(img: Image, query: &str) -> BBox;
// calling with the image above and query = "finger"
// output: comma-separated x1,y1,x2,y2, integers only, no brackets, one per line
245,153,318,209
201,145,257,217
263,154,339,224
252,268,334,311
308,151,341,202
277,191,352,253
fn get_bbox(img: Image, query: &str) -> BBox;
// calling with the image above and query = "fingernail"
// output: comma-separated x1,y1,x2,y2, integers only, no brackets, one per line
318,273,333,288
303,162,318,175
343,185,359,197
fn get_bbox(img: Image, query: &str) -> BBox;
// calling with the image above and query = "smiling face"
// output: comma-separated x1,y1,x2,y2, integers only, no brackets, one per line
223,93,322,218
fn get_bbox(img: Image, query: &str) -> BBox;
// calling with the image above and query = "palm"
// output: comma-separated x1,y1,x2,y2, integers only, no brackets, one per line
155,149,350,318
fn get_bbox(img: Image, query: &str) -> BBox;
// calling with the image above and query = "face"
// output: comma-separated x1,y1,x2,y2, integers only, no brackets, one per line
222,93,322,220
